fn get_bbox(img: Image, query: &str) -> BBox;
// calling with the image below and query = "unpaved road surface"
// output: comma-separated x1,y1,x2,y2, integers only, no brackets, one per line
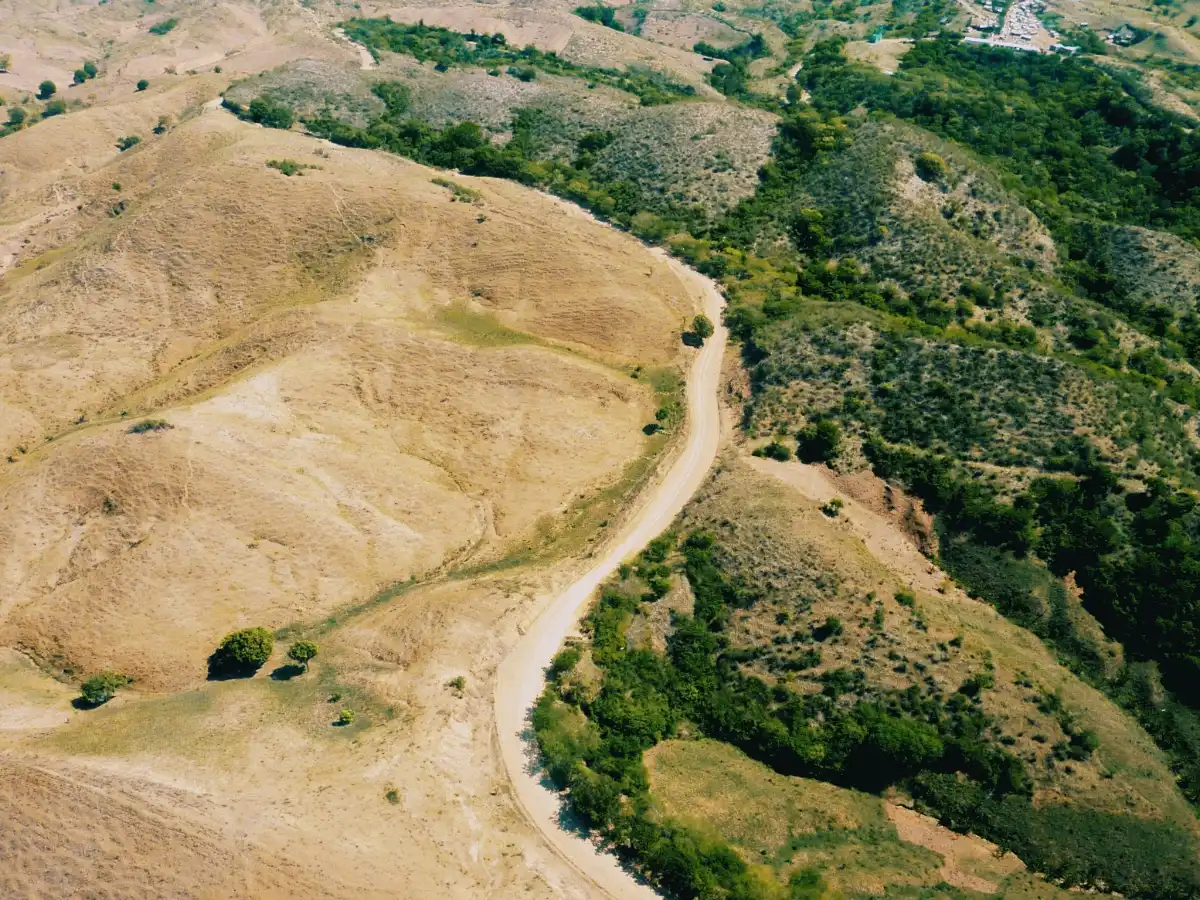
494,252,727,899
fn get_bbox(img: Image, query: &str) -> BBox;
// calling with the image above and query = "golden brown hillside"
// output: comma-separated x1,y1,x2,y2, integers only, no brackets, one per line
0,5,724,890
0,105,696,692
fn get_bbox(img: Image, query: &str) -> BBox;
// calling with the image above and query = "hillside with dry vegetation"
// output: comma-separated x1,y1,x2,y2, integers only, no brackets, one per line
7,0,1200,898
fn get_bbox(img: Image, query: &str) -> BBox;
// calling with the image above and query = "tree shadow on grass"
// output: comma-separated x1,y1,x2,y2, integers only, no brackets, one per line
206,651,263,681
270,664,305,681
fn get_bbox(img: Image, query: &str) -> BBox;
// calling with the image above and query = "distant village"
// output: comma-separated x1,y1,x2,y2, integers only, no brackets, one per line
954,0,1143,54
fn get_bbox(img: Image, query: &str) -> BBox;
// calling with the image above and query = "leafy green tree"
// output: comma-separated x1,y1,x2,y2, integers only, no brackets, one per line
210,627,274,677
79,672,129,707
42,99,66,117
796,419,841,462
6,106,26,127
247,97,294,129
115,135,141,150
287,640,318,671
136,79,149,92
37,80,56,100
83,61,98,79
73,69,87,85
692,314,714,340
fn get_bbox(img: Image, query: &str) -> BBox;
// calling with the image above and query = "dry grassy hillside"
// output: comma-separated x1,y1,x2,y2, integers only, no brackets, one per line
0,103,697,695
0,3,743,896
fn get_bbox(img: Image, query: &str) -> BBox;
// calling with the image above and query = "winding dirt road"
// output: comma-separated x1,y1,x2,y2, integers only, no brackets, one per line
494,251,727,899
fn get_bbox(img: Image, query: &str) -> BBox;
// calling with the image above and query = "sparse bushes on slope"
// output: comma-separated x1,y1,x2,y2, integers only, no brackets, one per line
339,19,697,107
535,529,1200,897
37,80,55,100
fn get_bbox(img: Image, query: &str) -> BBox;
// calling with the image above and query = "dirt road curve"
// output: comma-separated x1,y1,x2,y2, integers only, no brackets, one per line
494,251,727,899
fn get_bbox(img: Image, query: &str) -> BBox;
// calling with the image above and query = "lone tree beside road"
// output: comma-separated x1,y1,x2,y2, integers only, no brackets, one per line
682,313,715,347
208,626,274,678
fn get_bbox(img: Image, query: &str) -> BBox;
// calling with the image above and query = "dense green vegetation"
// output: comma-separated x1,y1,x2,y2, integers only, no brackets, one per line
694,33,768,63
534,532,1200,898
340,19,696,106
574,4,624,31
304,82,711,236
800,37,1200,279
208,627,274,678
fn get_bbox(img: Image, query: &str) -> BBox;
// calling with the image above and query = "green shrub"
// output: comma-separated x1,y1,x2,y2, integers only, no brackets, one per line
549,647,582,680
337,708,356,725
115,135,141,151
148,17,178,35
246,97,293,129
753,440,792,461
136,79,149,91
37,80,55,100
914,151,949,182
796,419,841,463
79,672,129,707
209,627,274,677
42,99,66,117
287,640,318,671
127,419,172,434
6,107,25,127
820,497,844,517
83,61,97,79
266,158,309,176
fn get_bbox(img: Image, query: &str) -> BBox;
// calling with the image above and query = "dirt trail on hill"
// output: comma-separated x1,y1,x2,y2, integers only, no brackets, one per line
493,252,727,899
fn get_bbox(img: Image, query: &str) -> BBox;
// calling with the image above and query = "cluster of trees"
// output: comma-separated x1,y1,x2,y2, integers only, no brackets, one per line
573,4,624,31
340,19,696,106
694,33,768,63
223,96,295,129
206,627,318,678
72,60,98,85
800,35,1200,245
535,530,1200,897
305,86,707,238
865,436,1200,800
